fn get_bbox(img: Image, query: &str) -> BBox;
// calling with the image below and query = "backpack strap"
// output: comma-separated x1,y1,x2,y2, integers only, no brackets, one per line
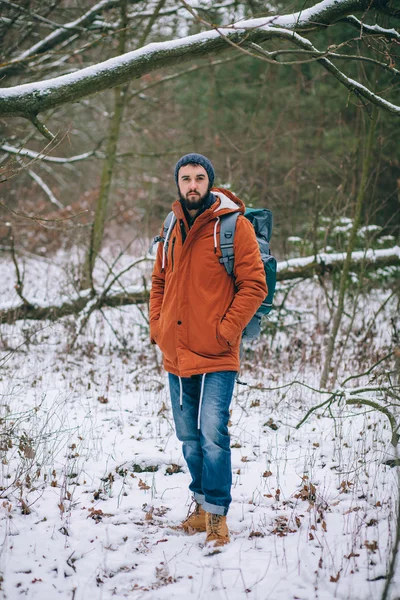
162,211,177,243
161,211,177,272
149,211,177,272
218,212,240,276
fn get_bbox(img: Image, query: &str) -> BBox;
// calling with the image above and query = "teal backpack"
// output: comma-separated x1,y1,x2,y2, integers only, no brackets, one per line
219,208,276,340
156,207,277,340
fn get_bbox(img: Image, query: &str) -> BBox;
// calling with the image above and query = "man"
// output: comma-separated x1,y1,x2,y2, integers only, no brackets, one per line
149,153,267,547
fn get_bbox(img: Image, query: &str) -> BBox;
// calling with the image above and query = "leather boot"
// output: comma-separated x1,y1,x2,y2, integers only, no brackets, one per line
181,501,206,533
205,512,230,546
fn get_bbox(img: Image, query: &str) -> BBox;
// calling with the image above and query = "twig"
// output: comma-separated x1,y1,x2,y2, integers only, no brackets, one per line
98,307,127,347
7,225,33,308
248,380,333,395
380,460,400,600
100,255,152,300
29,115,56,141
295,392,340,430
345,398,399,446
27,169,64,209
341,351,394,386
0,201,87,226
359,290,398,345
1,142,105,164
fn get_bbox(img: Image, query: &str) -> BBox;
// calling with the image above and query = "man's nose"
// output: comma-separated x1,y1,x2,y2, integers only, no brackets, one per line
189,180,197,190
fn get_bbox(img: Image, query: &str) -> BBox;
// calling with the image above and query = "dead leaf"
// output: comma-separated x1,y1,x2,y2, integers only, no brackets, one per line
249,531,265,538
344,552,360,559
138,479,150,490
364,540,378,553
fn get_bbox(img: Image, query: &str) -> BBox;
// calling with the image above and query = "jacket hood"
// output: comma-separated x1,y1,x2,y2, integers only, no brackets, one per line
212,187,245,216
171,187,244,222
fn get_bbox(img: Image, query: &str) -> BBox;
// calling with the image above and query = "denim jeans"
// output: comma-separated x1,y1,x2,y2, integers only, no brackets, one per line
168,371,236,516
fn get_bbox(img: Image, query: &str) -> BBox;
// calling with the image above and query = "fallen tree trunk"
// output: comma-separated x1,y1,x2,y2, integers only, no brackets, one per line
277,246,400,281
0,289,149,325
1,247,399,325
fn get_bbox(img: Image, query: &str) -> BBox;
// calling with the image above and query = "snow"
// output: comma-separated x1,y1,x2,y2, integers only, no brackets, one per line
0,249,399,600
278,245,400,271
235,0,338,28
332,224,353,233
346,16,400,40
1,0,399,117
1,246,399,314
8,0,116,63
0,143,101,164
358,225,382,237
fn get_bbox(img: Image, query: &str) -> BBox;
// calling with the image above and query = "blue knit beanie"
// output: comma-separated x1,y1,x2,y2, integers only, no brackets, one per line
174,153,215,188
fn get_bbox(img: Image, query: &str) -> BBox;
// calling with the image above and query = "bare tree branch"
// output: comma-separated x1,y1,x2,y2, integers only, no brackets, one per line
26,169,64,209
0,143,104,164
247,45,400,76
7,224,33,308
343,15,400,41
0,0,145,76
29,115,56,141
0,201,86,225
0,0,399,124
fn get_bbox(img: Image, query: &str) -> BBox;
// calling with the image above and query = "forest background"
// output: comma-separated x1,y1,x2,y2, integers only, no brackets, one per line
0,1,400,599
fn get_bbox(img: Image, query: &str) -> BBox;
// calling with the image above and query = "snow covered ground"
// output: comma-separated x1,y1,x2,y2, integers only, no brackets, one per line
0,251,399,600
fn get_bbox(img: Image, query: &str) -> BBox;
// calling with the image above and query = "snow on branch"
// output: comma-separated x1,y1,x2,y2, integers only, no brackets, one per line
277,245,400,280
27,170,64,209
0,0,398,121
0,0,145,77
1,143,104,164
343,15,400,41
1,246,399,326
249,30,400,115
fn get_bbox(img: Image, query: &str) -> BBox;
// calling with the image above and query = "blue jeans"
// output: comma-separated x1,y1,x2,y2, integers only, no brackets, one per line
168,371,236,516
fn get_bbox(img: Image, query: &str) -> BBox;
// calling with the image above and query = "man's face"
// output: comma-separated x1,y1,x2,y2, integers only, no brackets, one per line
178,164,210,212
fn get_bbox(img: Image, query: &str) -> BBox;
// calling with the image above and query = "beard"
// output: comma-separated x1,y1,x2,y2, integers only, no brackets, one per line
179,188,210,212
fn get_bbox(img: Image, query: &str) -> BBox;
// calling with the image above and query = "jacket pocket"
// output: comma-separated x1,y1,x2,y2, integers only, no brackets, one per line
150,319,159,345
216,316,231,350
219,317,241,350
151,318,162,345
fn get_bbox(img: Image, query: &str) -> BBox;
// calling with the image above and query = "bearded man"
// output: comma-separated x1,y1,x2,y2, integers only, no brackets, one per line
149,153,267,547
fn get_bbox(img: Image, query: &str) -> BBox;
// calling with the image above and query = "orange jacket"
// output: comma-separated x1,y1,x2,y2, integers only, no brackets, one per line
149,188,268,377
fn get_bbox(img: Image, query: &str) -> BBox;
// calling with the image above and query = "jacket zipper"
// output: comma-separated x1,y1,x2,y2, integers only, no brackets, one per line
179,219,187,245
171,237,176,271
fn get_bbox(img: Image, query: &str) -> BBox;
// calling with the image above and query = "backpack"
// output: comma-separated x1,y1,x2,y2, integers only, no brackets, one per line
154,208,277,340
220,208,276,340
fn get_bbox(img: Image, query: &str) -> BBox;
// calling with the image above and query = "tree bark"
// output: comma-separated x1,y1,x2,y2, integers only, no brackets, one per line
79,0,168,290
80,0,129,291
320,107,378,388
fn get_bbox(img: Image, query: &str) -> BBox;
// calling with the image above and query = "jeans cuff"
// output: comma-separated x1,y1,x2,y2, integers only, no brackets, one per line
194,492,205,505
202,500,228,516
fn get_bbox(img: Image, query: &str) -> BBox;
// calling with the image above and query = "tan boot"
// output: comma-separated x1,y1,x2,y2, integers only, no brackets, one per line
181,501,206,534
205,512,230,547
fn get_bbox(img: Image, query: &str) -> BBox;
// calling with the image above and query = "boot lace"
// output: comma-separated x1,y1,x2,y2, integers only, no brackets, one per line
185,498,200,519
208,514,223,535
